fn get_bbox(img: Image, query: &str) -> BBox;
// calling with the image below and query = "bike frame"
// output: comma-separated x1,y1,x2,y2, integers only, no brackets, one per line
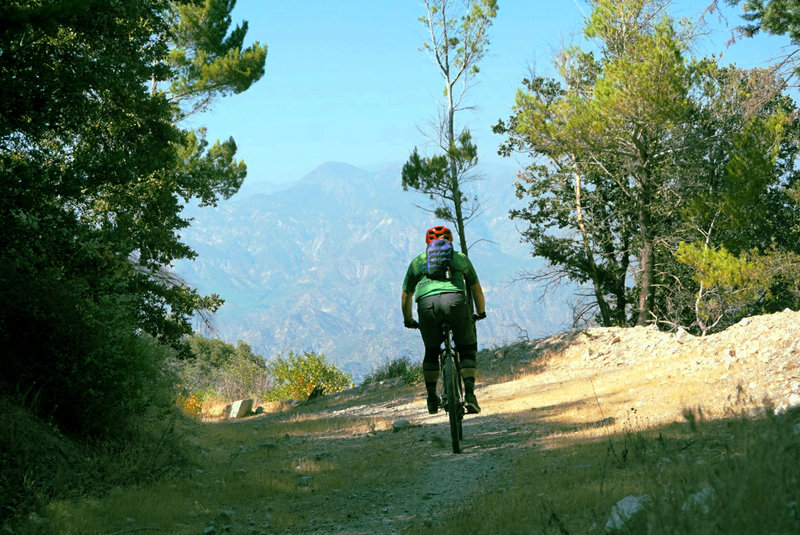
439,321,465,453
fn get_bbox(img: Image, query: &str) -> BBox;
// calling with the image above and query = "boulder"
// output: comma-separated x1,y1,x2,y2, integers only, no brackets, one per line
228,399,254,419
392,419,413,432
681,486,716,515
605,495,651,533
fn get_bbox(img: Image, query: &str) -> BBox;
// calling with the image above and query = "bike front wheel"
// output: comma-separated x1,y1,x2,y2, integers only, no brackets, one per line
444,356,461,453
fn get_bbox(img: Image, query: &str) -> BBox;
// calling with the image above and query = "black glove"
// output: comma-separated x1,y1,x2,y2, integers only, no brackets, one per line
473,311,486,321
404,319,419,329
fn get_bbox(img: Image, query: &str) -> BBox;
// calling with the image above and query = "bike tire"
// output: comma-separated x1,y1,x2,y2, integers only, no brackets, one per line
444,356,461,453
456,376,464,440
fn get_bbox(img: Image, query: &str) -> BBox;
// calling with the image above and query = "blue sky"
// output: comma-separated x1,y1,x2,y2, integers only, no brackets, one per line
191,1,794,187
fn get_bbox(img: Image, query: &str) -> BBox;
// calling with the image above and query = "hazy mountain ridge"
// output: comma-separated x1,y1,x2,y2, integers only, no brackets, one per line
176,162,573,380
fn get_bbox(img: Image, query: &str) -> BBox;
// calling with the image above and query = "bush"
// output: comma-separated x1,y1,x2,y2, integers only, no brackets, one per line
0,261,180,438
362,356,423,386
264,351,352,401
174,336,270,402
0,390,189,525
215,356,271,400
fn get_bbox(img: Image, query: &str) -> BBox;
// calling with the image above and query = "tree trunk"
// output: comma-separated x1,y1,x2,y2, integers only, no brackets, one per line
613,234,630,325
636,186,655,326
571,157,612,325
442,80,473,317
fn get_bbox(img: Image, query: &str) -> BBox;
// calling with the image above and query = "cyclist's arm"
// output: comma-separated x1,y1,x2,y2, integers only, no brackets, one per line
401,290,415,323
471,282,486,315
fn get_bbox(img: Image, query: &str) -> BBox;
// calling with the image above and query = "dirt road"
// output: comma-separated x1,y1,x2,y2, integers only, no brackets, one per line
280,309,799,534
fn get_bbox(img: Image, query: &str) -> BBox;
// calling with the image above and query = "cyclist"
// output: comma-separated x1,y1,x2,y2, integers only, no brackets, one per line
401,225,486,415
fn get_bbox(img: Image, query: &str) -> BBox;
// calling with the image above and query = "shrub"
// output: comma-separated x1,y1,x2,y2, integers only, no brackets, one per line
264,351,352,401
362,356,423,386
0,384,188,525
215,356,271,400
173,336,270,402
178,392,203,417
0,261,180,438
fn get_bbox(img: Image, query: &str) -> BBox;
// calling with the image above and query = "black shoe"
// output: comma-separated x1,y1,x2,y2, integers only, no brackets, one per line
465,394,481,414
427,394,440,414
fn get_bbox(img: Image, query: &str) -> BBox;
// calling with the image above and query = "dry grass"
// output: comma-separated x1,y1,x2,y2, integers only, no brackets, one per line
27,387,427,534
408,409,800,534
12,376,800,534
9,311,800,534
396,318,800,534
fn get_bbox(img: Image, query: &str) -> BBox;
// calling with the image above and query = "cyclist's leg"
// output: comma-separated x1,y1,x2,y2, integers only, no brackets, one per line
417,295,444,413
446,293,481,413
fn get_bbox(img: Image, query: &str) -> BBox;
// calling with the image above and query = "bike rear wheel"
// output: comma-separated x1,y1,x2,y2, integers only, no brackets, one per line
456,374,464,440
444,356,461,453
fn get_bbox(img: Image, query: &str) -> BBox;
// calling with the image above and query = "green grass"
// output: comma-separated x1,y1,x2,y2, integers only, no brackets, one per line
5,372,799,534
403,408,800,534
0,397,188,527
9,392,422,534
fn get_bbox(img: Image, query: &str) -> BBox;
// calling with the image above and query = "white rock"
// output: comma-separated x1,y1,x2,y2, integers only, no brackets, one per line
229,399,254,419
392,419,413,432
681,487,716,515
675,328,689,342
605,495,651,533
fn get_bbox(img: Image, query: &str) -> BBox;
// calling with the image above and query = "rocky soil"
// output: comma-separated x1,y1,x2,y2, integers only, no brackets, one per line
285,308,800,534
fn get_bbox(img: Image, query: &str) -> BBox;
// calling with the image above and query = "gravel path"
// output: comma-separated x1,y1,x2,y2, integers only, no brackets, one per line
282,308,800,534
296,404,531,535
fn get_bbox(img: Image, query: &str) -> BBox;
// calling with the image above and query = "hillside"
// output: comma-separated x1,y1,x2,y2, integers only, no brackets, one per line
257,308,799,534
28,308,800,534
175,162,575,380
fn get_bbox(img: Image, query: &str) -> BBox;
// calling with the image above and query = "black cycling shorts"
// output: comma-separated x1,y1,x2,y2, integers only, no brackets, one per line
417,292,477,369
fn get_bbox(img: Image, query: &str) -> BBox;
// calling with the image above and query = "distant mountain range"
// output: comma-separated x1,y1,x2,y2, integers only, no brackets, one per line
175,162,575,381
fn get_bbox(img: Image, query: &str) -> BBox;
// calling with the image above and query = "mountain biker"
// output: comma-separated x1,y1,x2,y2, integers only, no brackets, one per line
401,225,486,415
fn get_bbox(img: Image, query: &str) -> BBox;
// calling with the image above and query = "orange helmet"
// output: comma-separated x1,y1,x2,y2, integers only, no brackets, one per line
425,225,453,244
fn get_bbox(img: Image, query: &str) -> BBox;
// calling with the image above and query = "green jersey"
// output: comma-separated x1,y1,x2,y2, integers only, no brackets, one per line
402,250,479,302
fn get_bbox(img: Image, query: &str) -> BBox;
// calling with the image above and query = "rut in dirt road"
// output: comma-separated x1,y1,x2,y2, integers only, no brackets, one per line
296,411,538,535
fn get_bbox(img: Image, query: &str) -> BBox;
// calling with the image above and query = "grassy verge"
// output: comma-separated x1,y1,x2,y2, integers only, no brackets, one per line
404,407,800,534
11,382,425,534
6,347,799,534
0,396,189,532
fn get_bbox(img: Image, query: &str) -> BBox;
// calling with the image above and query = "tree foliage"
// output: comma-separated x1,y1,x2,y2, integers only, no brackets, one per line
0,0,266,435
165,0,267,209
264,351,353,402
402,0,497,258
495,0,800,333
167,0,267,119
496,0,689,325
675,242,762,334
725,0,800,77
175,335,270,401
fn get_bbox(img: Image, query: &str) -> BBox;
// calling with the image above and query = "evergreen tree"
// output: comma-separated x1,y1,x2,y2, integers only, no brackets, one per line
165,0,267,208
496,0,691,325
725,0,800,77
0,0,267,435
495,0,800,331
401,0,497,261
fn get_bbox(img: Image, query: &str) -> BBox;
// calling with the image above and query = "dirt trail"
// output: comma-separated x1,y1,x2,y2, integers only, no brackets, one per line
268,309,800,534
292,396,536,535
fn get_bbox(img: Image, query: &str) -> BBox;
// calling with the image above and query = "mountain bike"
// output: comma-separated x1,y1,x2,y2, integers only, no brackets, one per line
439,321,466,453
